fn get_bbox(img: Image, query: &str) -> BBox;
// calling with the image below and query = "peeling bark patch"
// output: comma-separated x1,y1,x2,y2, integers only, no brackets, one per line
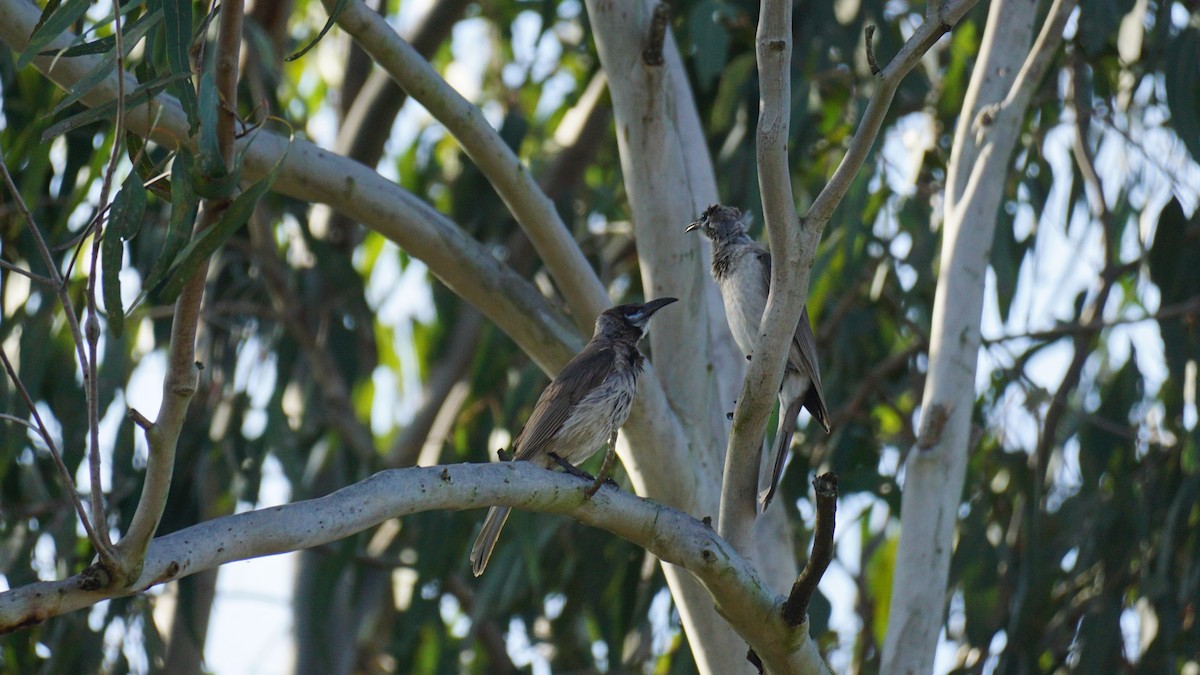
440,467,452,482
152,561,183,585
642,3,669,66
9,616,44,633
78,563,112,591
767,39,786,51
917,404,950,451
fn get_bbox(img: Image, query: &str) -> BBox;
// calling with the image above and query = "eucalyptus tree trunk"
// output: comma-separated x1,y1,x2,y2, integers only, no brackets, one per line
583,2,801,672
881,0,1076,671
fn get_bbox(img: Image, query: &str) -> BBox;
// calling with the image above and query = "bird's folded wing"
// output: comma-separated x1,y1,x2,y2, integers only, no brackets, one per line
512,342,616,462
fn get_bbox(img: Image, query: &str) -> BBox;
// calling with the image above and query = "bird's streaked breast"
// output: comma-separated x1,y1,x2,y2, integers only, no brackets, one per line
717,249,768,358
550,364,638,465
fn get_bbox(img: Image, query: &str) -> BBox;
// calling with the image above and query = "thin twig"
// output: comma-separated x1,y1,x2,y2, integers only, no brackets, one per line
1006,51,1131,649
983,296,1200,345
0,412,39,432
722,0,981,553
810,0,979,225
0,147,115,563
80,0,129,554
247,213,376,461
0,259,53,285
0,345,103,553
781,472,838,626
827,343,922,431
865,25,880,76
127,408,153,430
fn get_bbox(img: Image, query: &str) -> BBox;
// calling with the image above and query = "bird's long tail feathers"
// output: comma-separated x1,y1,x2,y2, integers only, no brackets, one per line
805,386,832,434
759,394,807,511
470,506,512,577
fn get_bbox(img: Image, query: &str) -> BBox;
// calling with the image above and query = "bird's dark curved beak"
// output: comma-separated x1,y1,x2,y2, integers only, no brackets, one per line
684,220,701,233
642,297,678,317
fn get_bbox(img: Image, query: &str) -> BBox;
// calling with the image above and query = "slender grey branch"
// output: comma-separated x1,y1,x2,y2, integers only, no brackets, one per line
0,144,115,566
82,0,129,555
809,0,980,226
723,0,981,560
954,0,1077,227
115,0,248,577
719,0,799,556
987,296,1200,345
882,1,1077,670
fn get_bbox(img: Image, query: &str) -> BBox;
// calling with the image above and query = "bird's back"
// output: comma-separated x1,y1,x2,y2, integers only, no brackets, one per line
511,340,640,467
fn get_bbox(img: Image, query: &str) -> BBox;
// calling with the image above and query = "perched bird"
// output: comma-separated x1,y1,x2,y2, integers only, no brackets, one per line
687,204,830,511
470,297,678,576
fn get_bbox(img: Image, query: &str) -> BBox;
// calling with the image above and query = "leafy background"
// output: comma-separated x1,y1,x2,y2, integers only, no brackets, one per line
1,0,1199,672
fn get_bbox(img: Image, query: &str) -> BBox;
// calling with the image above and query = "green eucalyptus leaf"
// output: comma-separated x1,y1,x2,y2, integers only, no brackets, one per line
52,9,163,115
40,6,162,58
142,149,199,293
18,0,91,69
102,171,147,336
156,139,290,303
41,71,190,141
285,0,349,62
154,0,199,130
191,69,239,200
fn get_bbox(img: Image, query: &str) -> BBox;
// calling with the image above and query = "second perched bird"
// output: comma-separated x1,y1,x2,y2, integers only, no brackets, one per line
687,204,830,511
470,298,677,576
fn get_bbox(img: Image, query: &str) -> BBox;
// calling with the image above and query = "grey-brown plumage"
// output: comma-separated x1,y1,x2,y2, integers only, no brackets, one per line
470,297,677,576
687,204,830,511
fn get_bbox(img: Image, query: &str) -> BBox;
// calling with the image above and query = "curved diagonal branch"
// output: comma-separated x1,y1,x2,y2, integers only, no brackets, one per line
0,462,826,673
324,0,610,332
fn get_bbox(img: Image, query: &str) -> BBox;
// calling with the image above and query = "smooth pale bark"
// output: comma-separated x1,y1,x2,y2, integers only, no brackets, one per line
881,0,1076,672
0,2,806,667
583,1,801,671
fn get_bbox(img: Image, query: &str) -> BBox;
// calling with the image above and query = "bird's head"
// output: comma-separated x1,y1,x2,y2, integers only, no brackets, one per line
596,297,678,338
685,204,749,244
